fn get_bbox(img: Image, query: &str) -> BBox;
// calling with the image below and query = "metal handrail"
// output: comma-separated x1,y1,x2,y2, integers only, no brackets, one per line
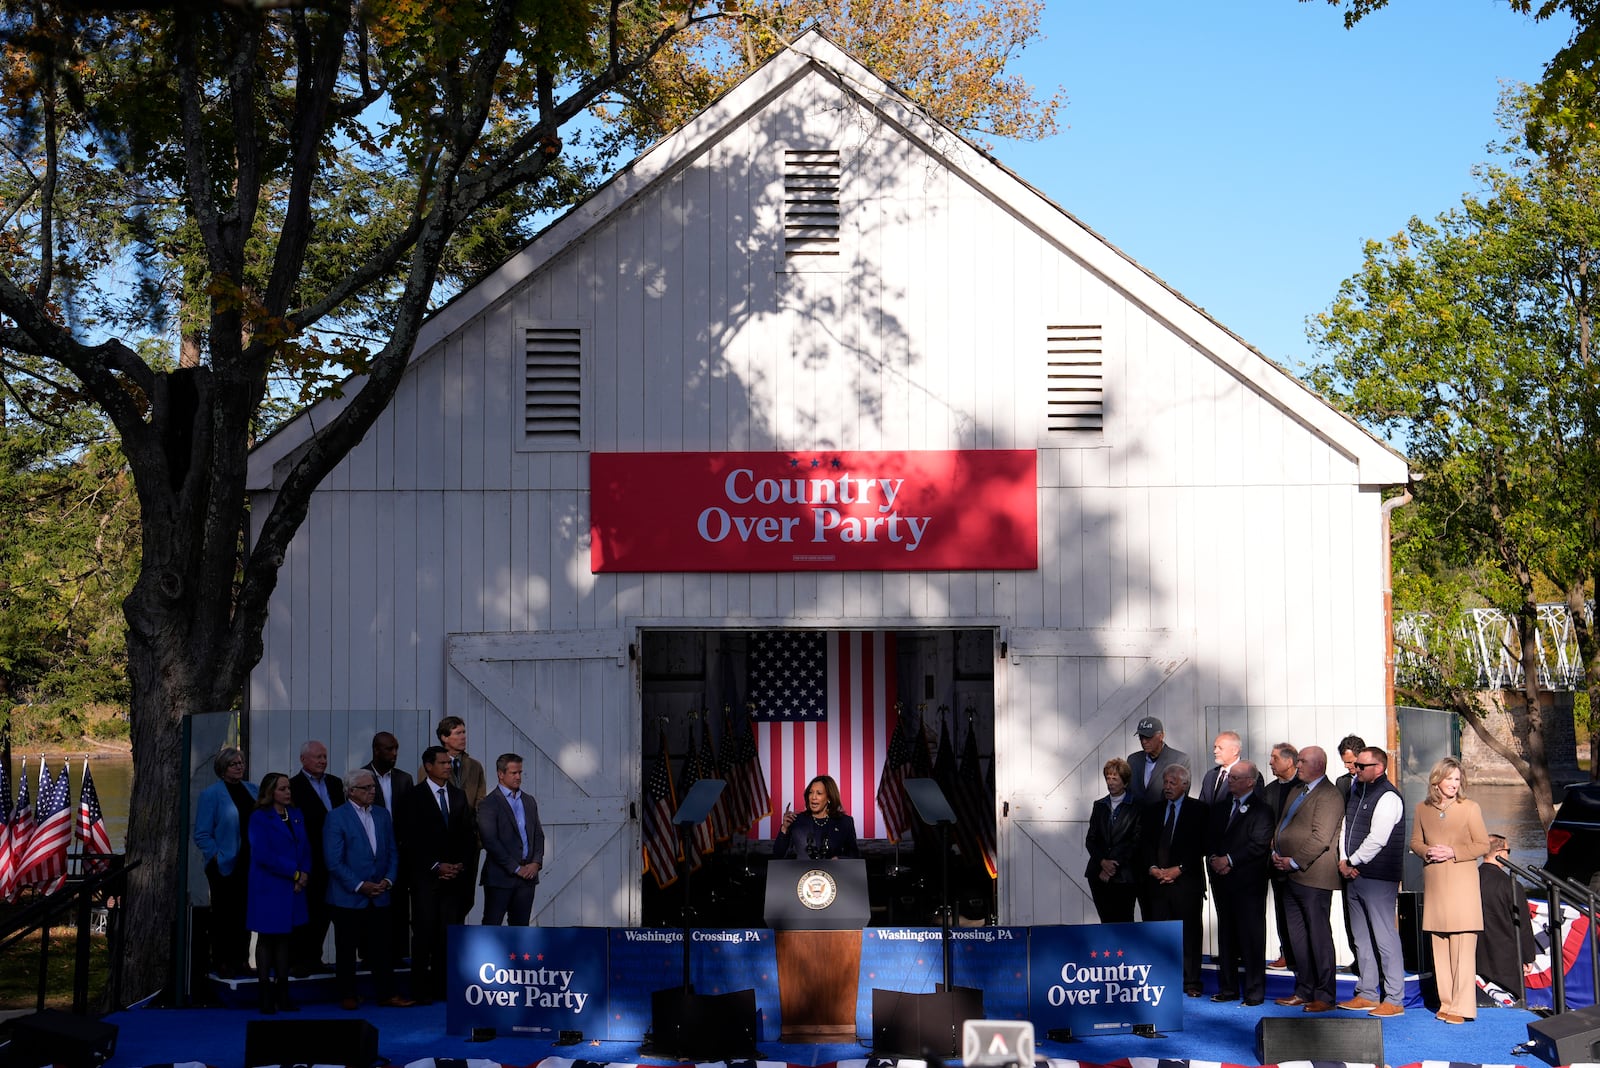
0,854,138,1014
1531,865,1600,1016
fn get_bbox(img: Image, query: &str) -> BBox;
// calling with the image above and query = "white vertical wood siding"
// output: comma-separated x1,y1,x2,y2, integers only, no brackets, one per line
250,66,1392,925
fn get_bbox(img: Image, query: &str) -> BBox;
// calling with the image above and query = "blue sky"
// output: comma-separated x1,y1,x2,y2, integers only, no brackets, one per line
989,0,1574,375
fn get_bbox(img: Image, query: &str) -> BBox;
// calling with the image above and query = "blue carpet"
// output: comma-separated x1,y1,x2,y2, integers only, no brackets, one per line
99,997,1554,1068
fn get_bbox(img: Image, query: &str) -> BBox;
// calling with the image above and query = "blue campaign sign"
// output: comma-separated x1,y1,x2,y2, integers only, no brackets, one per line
446,925,608,1037
856,927,1029,1035
1028,922,1184,1035
607,928,782,1041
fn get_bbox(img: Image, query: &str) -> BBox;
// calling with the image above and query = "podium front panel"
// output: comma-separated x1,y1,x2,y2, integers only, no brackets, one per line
763,859,870,930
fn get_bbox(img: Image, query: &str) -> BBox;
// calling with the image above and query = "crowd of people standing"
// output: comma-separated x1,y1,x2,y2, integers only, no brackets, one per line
193,716,545,1014
1083,718,1529,1024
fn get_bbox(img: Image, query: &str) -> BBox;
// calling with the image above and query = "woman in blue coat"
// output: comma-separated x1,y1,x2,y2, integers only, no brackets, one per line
247,772,311,1014
193,746,257,977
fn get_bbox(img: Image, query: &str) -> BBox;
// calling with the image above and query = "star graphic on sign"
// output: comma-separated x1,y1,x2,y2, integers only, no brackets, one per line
790,458,801,468
811,458,821,467
1117,949,1124,957
537,953,544,961
1089,950,1098,958
509,953,518,961
831,457,842,468
523,952,532,960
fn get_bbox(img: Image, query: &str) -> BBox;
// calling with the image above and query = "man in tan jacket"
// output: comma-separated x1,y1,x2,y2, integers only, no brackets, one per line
1270,745,1344,1013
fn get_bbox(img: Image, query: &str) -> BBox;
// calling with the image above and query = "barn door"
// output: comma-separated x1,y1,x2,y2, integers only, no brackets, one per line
447,630,639,925
998,629,1186,924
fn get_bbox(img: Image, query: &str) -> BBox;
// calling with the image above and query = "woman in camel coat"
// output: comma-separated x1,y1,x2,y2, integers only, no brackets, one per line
1410,756,1489,1024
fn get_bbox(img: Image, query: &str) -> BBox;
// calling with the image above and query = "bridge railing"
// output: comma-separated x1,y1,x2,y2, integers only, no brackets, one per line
1396,601,1594,692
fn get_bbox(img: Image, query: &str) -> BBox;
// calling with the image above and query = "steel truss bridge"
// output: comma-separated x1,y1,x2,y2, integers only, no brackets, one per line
1396,602,1595,692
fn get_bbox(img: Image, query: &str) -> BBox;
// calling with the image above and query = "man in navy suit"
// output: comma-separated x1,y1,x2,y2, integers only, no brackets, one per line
1139,763,1208,996
397,746,477,1002
477,753,545,926
1207,760,1275,1005
324,768,414,1009
289,739,343,973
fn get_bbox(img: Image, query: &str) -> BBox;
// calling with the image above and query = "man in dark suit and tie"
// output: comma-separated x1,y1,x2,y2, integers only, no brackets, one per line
363,731,414,958
324,768,413,1009
289,739,344,972
478,752,546,926
397,745,477,1002
1139,763,1208,996
1265,741,1300,970
1200,730,1265,807
1207,760,1275,1005
1271,745,1344,1013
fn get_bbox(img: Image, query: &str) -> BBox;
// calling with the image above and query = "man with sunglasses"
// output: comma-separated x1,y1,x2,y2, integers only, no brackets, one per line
1336,747,1406,1018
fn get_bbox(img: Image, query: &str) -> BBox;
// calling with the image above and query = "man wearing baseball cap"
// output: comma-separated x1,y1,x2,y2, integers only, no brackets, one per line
1126,716,1191,804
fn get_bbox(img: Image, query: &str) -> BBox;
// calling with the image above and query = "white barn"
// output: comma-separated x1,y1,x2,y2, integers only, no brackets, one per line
245,30,1409,929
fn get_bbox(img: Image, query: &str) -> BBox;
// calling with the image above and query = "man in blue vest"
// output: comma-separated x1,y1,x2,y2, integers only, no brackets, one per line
1336,746,1407,1018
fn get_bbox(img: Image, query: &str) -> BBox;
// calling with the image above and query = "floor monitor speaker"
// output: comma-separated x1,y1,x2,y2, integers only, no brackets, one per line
243,1017,379,1068
648,987,759,1060
1526,1003,1600,1065
3,1010,118,1068
1254,1015,1384,1065
871,986,984,1058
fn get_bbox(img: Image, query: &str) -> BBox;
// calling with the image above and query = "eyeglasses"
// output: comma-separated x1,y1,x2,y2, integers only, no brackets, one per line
1353,762,1380,769
349,783,376,792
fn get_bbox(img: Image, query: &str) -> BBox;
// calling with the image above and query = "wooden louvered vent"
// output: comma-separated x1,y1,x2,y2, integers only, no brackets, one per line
784,149,841,257
523,326,582,442
1046,325,1105,432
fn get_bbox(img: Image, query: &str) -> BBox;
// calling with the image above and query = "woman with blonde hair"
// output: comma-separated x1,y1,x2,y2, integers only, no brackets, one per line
1410,756,1489,1023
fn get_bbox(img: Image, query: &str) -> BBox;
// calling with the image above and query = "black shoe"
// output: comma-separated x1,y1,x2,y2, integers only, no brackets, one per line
1210,992,1239,1002
277,1000,300,1012
1242,998,1264,1006
259,1002,277,1015
1184,987,1203,998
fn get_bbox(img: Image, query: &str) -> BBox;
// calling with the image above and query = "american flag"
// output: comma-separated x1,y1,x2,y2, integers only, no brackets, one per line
955,716,998,878
77,760,112,873
718,704,768,834
5,755,33,902
642,731,680,889
748,630,899,840
0,723,13,902
875,703,916,842
698,721,731,843
676,725,716,866
18,758,69,893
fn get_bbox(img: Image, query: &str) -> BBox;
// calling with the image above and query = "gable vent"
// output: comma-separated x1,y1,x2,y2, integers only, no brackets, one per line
1046,324,1104,432
523,325,582,441
784,149,841,257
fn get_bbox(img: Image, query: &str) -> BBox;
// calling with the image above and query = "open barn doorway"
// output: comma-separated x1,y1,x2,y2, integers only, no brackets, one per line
638,629,997,929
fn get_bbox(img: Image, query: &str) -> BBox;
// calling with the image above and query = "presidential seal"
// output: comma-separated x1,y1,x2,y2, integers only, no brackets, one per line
797,868,838,910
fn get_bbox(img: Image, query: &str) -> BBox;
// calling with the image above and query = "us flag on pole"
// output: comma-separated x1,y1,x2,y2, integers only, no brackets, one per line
77,760,112,873
641,732,680,889
0,722,13,901
18,759,69,893
748,631,899,839
875,705,916,842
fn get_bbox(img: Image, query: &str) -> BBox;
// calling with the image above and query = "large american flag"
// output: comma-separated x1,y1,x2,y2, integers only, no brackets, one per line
0,724,12,901
641,731,680,889
77,760,112,873
4,755,33,902
18,758,69,893
747,631,899,840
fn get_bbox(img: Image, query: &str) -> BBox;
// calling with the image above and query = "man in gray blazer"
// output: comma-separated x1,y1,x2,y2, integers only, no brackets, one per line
1126,716,1191,803
477,752,545,926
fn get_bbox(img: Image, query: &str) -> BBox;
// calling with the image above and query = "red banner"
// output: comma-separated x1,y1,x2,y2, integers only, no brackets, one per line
589,450,1037,572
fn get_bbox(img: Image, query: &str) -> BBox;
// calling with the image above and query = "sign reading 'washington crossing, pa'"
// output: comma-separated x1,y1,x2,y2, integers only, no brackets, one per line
589,450,1038,572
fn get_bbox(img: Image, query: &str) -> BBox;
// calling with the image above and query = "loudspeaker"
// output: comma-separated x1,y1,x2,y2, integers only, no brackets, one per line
3,1010,118,1068
1254,1016,1384,1065
648,987,758,1059
871,986,984,1057
1526,1004,1600,1065
244,1018,378,1068
1397,890,1430,975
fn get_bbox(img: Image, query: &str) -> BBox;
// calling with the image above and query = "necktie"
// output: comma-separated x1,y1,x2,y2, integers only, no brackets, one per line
1159,800,1177,866
438,786,449,819
1228,798,1242,827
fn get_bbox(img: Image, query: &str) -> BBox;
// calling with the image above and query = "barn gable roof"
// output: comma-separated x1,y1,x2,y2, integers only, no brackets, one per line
249,29,1407,490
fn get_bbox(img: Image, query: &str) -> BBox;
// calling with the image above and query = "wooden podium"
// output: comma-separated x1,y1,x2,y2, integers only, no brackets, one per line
764,860,869,1042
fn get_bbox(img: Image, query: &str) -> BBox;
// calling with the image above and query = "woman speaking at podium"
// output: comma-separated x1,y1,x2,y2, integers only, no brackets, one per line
774,775,860,859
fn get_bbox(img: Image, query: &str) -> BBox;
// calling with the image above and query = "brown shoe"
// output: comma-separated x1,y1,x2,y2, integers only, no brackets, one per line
1274,995,1307,1006
339,996,361,1011
1439,1012,1467,1024
1267,957,1288,969
1368,1003,1404,1017
1302,1000,1335,1013
379,995,416,1008
1338,996,1378,1010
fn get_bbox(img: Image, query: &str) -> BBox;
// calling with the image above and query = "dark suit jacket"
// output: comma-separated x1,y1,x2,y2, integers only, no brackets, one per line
363,763,414,811
1198,763,1267,808
289,771,345,869
395,779,476,880
1125,745,1191,804
477,787,545,888
1139,794,1208,897
1207,790,1276,892
1084,794,1141,883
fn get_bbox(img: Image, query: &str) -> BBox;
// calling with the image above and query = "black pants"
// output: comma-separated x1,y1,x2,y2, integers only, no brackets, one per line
331,904,395,999
255,932,294,1010
411,876,471,1000
481,881,537,926
1214,886,1269,1000
1284,881,1336,1004
204,860,250,975
1090,879,1137,923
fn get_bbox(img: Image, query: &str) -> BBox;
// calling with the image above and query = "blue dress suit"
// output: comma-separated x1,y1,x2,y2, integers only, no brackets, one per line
323,802,402,1000
247,807,311,934
196,779,260,876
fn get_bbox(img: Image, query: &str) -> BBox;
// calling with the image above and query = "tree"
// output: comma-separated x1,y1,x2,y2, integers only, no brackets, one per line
1309,95,1600,823
0,0,1062,1001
